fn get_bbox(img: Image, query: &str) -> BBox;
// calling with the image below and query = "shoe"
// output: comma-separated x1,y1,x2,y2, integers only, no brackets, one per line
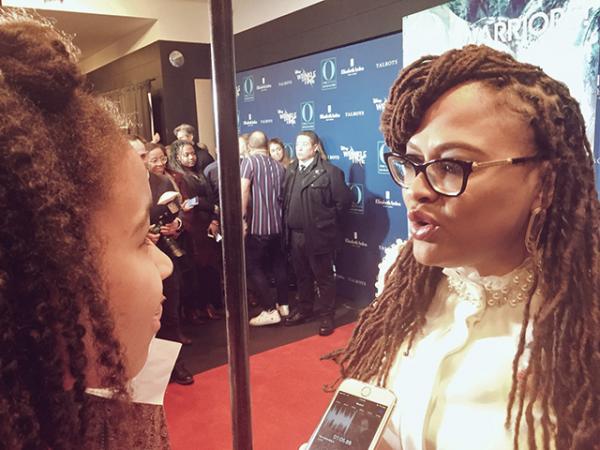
205,304,222,320
284,310,313,326
170,362,194,385
276,303,290,317
318,316,334,336
249,309,281,326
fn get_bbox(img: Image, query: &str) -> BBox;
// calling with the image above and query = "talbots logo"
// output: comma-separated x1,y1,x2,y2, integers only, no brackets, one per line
345,230,368,248
242,113,257,127
377,140,390,174
243,76,254,102
320,57,337,90
375,190,403,209
300,101,315,130
375,58,399,69
341,57,365,77
319,104,341,122
349,183,364,215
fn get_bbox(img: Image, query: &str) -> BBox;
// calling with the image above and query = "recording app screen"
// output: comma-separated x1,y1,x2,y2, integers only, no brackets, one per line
308,391,389,450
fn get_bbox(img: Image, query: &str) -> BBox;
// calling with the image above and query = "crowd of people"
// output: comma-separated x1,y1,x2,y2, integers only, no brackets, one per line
2,11,598,450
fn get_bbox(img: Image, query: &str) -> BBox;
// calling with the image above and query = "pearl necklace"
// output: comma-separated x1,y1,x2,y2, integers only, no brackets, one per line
445,260,537,308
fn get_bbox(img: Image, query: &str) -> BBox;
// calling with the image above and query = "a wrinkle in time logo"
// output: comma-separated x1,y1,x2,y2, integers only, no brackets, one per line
349,183,364,215
377,140,390,174
320,57,337,90
243,75,254,102
300,101,315,130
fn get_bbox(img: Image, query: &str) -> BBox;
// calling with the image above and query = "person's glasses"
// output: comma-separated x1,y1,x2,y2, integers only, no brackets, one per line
148,156,167,165
384,153,540,197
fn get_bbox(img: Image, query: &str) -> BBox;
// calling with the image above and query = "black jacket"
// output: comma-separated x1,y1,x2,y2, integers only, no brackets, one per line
283,155,352,255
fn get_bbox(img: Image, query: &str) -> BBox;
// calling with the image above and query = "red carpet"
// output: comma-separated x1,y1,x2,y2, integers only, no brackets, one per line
164,323,355,450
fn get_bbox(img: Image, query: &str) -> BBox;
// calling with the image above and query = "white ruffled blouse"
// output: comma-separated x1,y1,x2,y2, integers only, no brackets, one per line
376,240,542,450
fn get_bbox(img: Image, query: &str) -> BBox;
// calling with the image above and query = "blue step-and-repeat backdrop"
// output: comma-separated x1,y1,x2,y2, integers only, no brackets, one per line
236,33,405,303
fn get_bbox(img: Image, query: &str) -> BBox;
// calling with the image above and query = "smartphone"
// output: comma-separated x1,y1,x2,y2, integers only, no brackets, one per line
306,378,396,450
182,197,199,209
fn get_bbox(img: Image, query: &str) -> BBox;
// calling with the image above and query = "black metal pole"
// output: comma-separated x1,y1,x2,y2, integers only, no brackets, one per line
208,1,253,450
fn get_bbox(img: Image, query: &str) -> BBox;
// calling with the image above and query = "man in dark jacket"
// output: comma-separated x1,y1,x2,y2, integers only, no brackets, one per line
282,131,352,336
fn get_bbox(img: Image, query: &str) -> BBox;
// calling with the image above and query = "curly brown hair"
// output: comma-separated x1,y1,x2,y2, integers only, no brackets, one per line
0,13,133,449
329,45,600,449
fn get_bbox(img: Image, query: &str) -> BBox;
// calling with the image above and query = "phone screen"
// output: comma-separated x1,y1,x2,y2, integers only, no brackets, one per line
308,391,390,450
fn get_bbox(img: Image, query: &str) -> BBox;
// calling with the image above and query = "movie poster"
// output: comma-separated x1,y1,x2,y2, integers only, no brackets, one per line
403,0,600,179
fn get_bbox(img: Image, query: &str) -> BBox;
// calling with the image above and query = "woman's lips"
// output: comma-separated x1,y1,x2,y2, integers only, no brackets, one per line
408,210,440,241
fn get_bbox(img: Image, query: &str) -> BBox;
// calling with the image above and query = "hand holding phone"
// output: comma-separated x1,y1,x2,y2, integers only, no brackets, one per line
306,379,395,450
182,197,199,210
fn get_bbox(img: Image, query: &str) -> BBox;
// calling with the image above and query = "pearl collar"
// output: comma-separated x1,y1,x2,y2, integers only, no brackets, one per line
443,259,537,308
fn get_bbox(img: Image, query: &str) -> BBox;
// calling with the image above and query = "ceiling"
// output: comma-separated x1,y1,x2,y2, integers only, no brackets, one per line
37,10,156,58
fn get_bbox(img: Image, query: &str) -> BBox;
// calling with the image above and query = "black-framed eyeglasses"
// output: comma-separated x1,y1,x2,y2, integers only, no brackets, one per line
383,153,540,197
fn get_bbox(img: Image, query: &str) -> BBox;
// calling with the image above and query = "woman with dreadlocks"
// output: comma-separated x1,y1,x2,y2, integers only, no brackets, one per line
0,13,174,449
326,45,599,450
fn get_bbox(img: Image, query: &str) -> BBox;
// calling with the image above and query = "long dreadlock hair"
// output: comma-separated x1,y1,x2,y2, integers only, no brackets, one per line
328,45,599,450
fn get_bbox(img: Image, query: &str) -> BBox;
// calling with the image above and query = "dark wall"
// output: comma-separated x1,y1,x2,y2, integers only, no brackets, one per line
158,41,211,144
87,0,447,141
87,40,211,142
86,42,164,140
233,0,448,71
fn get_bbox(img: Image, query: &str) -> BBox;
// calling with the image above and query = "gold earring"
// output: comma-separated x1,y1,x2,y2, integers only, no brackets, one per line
525,207,546,255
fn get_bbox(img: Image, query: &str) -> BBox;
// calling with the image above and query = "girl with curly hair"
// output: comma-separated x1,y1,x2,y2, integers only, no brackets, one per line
0,13,173,449
326,45,599,450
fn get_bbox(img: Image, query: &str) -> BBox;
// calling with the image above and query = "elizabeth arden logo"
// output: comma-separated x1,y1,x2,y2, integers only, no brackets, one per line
319,104,341,122
257,76,272,92
242,113,257,127
345,230,368,248
375,190,402,209
341,57,365,76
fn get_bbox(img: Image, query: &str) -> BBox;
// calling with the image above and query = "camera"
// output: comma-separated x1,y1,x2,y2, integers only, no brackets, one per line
149,191,185,258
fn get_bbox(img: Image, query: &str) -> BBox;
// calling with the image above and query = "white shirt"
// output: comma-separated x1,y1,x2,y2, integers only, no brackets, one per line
375,240,545,450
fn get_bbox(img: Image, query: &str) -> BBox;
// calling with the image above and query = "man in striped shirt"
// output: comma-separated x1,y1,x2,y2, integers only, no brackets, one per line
241,131,289,326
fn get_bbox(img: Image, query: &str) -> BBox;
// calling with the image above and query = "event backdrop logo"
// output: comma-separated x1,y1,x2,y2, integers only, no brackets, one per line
294,68,316,86
242,113,257,127
341,57,365,77
284,143,294,159
243,75,254,102
349,183,365,214
375,190,402,209
300,101,315,130
320,57,337,90
235,84,240,98
372,97,386,112
340,145,367,165
256,76,272,92
277,109,297,126
320,104,341,122
377,140,390,174
345,230,368,249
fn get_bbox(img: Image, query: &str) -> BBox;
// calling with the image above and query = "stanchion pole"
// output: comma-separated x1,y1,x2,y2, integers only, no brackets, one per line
208,1,253,449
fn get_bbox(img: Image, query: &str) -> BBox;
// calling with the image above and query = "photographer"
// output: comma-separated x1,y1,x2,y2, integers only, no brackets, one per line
128,138,195,386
